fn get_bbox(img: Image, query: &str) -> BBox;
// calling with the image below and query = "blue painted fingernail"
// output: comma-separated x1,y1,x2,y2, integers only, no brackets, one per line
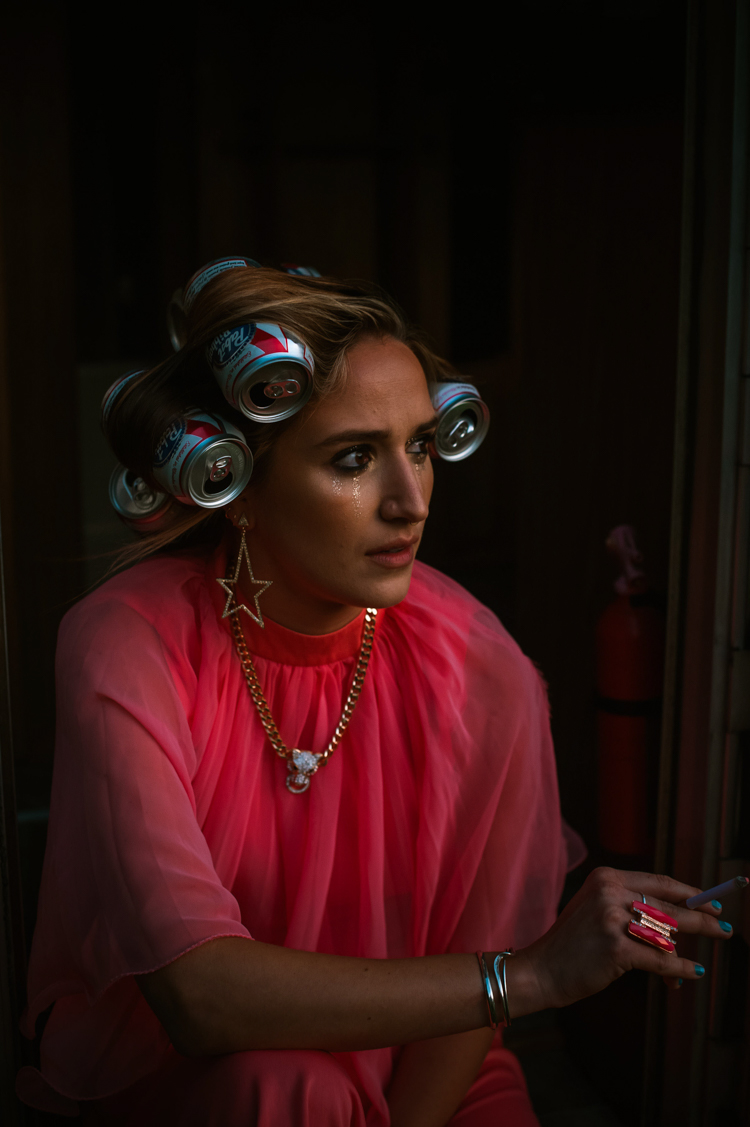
712,900,722,910
719,920,732,932
678,978,683,985
695,964,705,977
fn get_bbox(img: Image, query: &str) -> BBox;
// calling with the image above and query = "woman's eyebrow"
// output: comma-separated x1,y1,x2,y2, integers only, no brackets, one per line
317,417,438,448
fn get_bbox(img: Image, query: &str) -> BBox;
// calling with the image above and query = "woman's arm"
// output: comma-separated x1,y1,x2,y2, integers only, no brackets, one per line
386,1029,495,1127
137,939,492,1055
136,869,729,1057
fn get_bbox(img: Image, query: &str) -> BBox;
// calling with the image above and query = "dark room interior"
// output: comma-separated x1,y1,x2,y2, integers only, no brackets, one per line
1,2,749,1124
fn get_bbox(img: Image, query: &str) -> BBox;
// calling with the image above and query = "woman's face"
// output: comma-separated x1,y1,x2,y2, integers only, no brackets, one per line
233,335,436,633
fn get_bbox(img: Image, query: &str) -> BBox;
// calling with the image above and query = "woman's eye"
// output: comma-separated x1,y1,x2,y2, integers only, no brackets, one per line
334,447,372,471
406,437,432,459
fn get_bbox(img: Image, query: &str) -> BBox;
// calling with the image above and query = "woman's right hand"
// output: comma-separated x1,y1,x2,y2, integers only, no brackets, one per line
504,867,731,1014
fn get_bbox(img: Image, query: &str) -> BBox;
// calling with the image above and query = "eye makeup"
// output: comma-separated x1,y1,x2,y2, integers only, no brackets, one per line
332,445,372,473
408,437,432,466
331,431,435,474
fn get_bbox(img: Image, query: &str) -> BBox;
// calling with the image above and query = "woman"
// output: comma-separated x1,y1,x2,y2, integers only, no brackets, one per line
18,266,729,1126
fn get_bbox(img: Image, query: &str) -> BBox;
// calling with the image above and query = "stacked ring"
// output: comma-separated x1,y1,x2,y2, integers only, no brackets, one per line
627,894,678,953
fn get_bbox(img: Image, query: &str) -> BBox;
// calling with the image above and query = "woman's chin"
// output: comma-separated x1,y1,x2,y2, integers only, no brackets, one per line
357,566,415,609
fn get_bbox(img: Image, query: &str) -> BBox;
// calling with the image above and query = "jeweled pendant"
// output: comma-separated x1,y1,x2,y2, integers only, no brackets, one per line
285,750,321,794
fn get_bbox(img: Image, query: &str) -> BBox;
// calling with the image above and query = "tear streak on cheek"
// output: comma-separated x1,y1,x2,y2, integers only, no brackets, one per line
331,475,343,496
352,475,362,517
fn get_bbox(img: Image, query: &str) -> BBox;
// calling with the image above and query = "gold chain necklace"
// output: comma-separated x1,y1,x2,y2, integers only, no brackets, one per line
229,608,378,793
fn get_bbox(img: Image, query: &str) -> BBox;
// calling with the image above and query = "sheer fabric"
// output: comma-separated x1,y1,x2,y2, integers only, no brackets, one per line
76,1042,538,1126
18,546,584,1120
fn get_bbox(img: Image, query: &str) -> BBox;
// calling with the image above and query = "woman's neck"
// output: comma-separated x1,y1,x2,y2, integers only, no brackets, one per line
235,568,362,636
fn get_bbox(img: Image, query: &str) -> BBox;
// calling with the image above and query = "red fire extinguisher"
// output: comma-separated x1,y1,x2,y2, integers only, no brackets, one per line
596,526,665,855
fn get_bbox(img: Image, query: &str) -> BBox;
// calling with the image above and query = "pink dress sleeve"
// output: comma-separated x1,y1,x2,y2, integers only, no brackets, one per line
22,588,251,1099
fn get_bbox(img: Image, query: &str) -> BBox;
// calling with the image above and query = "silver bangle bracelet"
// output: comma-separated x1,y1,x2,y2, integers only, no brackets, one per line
492,949,515,1027
476,951,498,1029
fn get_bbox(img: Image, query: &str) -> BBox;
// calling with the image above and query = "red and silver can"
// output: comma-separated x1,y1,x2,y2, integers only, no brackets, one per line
206,322,314,423
101,369,145,424
152,411,253,508
281,264,321,277
168,256,260,351
183,256,260,311
109,465,175,534
431,382,490,461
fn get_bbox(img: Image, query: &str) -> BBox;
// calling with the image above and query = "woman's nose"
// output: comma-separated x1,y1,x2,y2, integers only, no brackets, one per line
379,456,431,524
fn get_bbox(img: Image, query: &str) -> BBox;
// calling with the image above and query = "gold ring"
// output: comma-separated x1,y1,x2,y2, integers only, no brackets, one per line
627,898,678,953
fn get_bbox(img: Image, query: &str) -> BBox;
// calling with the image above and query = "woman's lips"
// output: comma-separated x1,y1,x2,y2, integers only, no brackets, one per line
366,539,418,569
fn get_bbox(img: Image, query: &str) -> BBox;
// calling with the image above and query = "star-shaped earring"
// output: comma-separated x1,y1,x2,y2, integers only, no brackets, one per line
216,514,273,628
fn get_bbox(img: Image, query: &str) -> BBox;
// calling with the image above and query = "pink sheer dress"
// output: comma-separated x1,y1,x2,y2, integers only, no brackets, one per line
17,546,584,1124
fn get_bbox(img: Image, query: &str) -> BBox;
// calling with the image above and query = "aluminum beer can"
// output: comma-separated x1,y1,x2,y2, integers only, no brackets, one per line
431,382,490,461
282,264,321,277
183,256,260,312
167,290,189,352
152,411,253,508
206,321,314,423
101,369,145,424
109,465,175,534
168,256,260,351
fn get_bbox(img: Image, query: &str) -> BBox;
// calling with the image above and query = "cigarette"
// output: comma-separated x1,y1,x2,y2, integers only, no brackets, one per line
685,875,749,909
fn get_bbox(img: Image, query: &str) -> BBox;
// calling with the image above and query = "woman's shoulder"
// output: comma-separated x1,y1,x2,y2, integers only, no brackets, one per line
59,551,213,652
404,561,515,641
382,563,547,721
396,561,536,681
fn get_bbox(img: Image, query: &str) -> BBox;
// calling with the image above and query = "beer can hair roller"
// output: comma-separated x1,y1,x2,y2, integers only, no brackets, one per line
152,410,253,509
166,255,315,425
109,465,176,535
101,368,146,425
282,264,322,277
206,322,314,424
103,372,178,532
430,382,490,461
168,256,261,352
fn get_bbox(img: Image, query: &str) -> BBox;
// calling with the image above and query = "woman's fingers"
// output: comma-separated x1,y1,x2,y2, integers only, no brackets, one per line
625,939,705,981
526,867,729,1011
608,869,705,906
595,867,732,941
615,889,731,942
644,901,731,939
589,869,728,978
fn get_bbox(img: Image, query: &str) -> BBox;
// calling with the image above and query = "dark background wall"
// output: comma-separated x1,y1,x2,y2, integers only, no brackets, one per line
0,2,687,1121
3,0,687,933
60,1,686,840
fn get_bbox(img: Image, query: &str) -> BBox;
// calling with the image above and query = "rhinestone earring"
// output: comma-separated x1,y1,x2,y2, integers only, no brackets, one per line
216,514,273,628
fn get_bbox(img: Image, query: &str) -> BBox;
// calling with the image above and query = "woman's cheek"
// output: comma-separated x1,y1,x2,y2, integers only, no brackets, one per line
420,460,434,504
327,471,365,518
